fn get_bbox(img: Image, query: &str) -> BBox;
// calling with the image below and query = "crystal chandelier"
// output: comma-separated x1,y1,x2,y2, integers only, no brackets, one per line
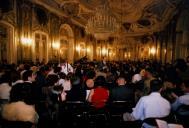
85,4,119,40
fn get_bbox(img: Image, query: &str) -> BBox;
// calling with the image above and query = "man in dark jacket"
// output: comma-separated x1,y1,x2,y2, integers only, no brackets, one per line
110,76,134,102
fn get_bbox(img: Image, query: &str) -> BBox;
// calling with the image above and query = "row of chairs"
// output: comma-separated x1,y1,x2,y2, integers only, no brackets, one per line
57,101,189,128
0,101,188,128
57,100,134,128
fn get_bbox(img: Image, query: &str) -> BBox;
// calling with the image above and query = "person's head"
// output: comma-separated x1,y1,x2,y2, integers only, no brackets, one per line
86,69,96,79
22,70,36,82
30,66,38,73
181,79,189,92
94,76,106,87
163,79,176,90
54,66,61,74
59,72,66,79
0,71,11,85
117,76,126,86
67,72,73,79
174,59,187,72
10,70,21,83
46,74,59,86
145,68,154,79
106,74,116,84
10,82,34,105
24,64,31,71
132,74,142,84
39,65,50,75
17,64,25,71
150,79,163,93
86,79,94,89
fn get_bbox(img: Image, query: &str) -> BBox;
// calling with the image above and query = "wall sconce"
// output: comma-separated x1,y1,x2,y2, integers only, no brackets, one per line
52,42,60,49
102,48,107,56
124,53,127,58
150,47,156,55
76,45,81,52
21,37,32,46
124,52,131,58
164,49,167,53
128,52,131,58
86,47,90,53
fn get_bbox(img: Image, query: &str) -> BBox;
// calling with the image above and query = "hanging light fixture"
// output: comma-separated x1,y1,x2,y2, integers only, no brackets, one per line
85,2,120,40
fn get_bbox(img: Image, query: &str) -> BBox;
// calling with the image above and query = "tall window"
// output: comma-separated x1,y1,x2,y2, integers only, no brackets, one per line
59,24,74,63
34,33,47,63
59,39,68,61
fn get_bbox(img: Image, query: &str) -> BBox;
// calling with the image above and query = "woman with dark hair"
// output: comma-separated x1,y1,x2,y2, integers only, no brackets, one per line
1,82,38,124
87,76,109,109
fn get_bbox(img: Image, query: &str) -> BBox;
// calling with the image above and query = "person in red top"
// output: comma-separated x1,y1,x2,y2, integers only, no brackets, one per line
87,76,109,109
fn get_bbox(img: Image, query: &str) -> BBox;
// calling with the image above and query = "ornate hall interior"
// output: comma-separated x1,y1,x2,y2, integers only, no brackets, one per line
1,1,189,128
0,0,189,64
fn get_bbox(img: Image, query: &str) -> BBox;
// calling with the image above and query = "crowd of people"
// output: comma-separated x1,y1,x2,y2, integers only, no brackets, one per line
0,57,189,127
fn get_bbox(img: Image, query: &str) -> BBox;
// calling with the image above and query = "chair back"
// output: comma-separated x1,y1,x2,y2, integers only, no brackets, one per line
0,119,34,128
142,114,177,128
176,104,189,116
108,100,133,114
58,101,89,127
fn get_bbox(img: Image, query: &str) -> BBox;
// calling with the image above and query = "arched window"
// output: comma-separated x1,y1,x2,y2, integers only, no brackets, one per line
59,24,74,63
34,31,48,63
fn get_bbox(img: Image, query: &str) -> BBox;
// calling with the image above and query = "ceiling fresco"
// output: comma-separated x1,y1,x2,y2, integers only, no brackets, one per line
37,0,183,36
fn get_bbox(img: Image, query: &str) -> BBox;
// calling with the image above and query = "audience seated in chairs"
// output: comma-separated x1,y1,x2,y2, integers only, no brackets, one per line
1,82,38,128
2,60,189,128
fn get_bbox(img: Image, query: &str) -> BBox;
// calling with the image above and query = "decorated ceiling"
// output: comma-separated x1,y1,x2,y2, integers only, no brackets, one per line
34,0,183,36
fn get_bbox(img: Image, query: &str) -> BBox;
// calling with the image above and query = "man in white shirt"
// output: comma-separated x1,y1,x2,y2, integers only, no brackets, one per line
123,79,171,121
59,59,73,75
